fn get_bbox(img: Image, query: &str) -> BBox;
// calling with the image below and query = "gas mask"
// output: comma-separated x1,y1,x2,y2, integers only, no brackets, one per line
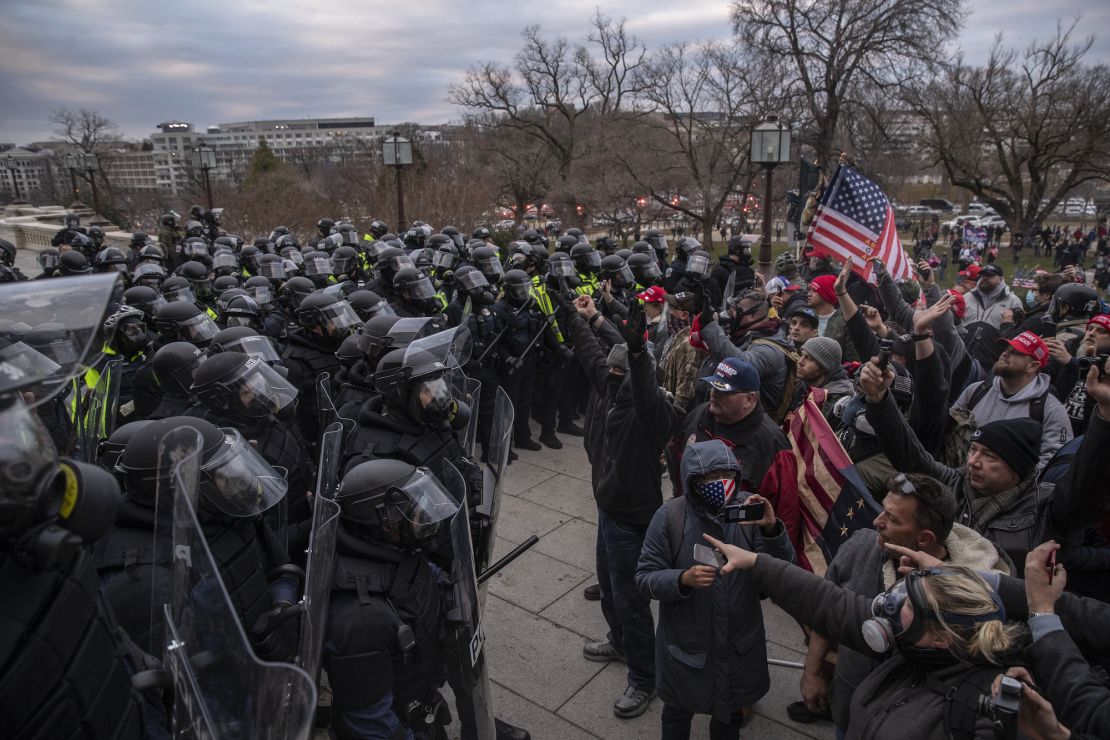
861,568,1005,660
408,375,455,428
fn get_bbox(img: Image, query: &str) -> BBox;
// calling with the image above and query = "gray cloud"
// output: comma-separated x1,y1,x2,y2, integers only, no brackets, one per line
0,0,1106,145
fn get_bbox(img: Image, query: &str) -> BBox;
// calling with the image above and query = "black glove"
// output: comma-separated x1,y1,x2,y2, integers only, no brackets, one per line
699,295,715,326
553,289,575,312
620,300,647,354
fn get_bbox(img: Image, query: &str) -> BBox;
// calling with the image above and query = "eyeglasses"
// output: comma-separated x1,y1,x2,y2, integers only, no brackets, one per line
890,473,915,496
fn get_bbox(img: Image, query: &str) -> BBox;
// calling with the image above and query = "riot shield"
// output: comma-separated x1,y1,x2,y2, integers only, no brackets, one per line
441,462,497,740
316,371,354,433
295,421,343,682
474,387,513,582
455,375,481,458
0,273,122,408
161,426,317,739
75,356,122,463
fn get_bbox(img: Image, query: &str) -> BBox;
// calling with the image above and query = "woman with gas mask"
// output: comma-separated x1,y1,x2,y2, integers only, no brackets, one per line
702,533,1055,740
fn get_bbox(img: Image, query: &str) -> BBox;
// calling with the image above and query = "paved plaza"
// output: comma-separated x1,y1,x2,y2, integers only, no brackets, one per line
470,430,829,740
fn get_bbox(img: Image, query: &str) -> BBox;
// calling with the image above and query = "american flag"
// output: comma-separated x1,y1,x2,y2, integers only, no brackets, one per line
807,165,913,283
761,387,880,575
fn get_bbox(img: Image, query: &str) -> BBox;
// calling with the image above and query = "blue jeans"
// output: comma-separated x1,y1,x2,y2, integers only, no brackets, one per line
596,509,655,691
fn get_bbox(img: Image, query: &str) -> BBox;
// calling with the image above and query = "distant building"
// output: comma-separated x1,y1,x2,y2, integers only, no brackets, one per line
0,148,56,200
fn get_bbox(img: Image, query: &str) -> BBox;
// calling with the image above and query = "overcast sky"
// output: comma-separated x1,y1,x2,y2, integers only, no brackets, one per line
1,0,1107,145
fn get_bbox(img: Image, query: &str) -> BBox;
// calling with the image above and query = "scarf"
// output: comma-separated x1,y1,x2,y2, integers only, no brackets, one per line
964,475,1033,532
667,312,690,335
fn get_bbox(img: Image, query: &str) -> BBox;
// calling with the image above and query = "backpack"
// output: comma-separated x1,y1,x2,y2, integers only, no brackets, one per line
750,338,800,424
940,381,1048,468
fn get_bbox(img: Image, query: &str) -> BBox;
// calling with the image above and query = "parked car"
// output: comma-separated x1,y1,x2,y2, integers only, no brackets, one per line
919,198,958,214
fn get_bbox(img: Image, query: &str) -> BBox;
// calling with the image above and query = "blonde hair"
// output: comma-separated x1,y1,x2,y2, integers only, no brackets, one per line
919,566,1024,665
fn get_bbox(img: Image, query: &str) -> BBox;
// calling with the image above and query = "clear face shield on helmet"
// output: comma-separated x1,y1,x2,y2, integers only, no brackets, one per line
578,250,602,270
317,300,363,338
245,283,274,305
0,394,58,535
432,249,457,270
280,247,304,267
183,241,210,260
216,334,283,365
199,429,288,517
686,252,712,277
303,256,333,277
403,275,436,301
163,284,196,305
178,312,220,344
476,254,504,282
212,250,239,272
547,257,576,279
456,269,489,293
505,280,531,303
215,357,298,417
132,263,166,289
634,261,662,282
608,264,635,289
330,253,355,274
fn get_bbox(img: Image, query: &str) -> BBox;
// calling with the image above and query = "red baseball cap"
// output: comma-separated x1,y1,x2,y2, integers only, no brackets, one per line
945,289,967,319
958,264,981,280
637,286,666,304
1088,314,1110,333
999,330,1049,368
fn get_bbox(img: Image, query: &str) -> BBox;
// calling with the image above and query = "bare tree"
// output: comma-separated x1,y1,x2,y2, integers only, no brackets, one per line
731,0,966,167
448,11,646,222
467,115,554,227
905,22,1110,241
49,107,132,224
610,42,777,246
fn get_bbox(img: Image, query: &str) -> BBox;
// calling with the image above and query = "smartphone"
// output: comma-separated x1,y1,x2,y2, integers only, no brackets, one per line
692,543,724,570
1041,316,1057,336
876,338,893,372
722,501,766,524
1047,549,1057,585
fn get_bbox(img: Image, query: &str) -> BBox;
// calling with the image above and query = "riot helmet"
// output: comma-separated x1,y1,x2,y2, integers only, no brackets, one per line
440,226,464,249
565,227,586,242
628,252,662,285
87,225,105,249
160,275,195,305
316,218,336,238
103,305,152,356
213,275,242,294
191,351,297,418
336,459,458,552
138,243,166,265
503,269,533,306
596,236,618,256
256,253,286,283
151,342,206,397
330,246,359,276
1050,283,1099,321
368,220,389,240
64,212,80,230
375,347,457,427
209,326,283,366
432,241,459,271
675,237,701,260
393,267,439,313
453,265,491,297
295,292,363,340
644,229,668,259
130,231,150,249
239,244,262,273
348,289,396,322
686,249,713,278
153,301,219,346
243,275,276,306
222,294,263,329
555,234,579,252
178,260,214,299
373,246,414,286
280,276,315,311
599,255,635,289
0,239,17,267
302,250,333,277
471,246,504,285
336,222,358,246
94,247,130,274
471,226,491,241
268,226,290,243
97,419,154,482
122,285,167,320
211,248,240,276
570,243,602,274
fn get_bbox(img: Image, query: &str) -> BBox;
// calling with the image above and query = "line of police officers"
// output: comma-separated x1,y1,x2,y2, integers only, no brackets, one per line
0,209,753,740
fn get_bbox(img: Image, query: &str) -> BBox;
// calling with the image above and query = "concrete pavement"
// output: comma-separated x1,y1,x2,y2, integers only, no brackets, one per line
471,430,834,740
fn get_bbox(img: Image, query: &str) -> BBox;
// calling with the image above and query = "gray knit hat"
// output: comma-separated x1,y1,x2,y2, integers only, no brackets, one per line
606,343,629,371
801,336,842,374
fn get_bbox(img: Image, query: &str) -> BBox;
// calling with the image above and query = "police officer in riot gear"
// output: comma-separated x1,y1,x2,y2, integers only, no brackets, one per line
107,416,301,662
50,211,86,247
711,234,756,295
628,251,663,289
471,245,505,287
282,291,363,447
324,459,460,740
140,341,206,419
153,300,220,348
34,247,61,279
392,267,444,318
0,392,157,738
348,289,396,323
662,236,700,292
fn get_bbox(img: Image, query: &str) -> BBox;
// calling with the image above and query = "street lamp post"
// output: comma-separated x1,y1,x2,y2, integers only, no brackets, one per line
63,153,82,206
191,146,217,210
382,131,412,228
750,117,792,276
82,153,101,213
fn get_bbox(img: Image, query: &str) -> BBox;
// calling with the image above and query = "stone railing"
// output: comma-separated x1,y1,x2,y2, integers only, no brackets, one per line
0,205,132,253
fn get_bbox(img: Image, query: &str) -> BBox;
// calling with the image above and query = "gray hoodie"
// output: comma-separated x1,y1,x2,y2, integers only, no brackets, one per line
953,373,1073,469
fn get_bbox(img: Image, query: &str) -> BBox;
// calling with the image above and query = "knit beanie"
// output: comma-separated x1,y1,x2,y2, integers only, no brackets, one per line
606,343,629,371
970,418,1041,482
801,336,842,374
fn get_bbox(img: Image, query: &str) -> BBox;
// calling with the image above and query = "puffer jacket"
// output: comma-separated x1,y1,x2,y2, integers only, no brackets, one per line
751,555,1003,739
635,441,795,721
